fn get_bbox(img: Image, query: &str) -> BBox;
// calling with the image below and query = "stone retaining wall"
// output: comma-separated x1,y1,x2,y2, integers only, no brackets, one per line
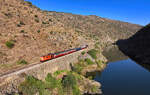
0,49,85,95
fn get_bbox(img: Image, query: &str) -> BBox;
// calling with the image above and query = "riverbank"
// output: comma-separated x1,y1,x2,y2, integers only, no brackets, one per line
17,51,107,95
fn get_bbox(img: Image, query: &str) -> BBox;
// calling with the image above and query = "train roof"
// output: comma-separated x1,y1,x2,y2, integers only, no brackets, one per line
54,48,75,55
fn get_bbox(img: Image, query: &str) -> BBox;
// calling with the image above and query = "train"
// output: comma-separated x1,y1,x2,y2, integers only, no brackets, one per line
40,45,88,62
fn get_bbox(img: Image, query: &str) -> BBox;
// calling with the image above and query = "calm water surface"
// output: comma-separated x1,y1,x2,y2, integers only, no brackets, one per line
95,59,150,95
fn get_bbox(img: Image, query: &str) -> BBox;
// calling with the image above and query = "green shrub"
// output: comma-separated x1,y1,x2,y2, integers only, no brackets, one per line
54,70,67,77
62,73,81,95
5,41,15,48
42,21,47,24
85,58,95,65
91,85,98,93
62,73,76,88
4,13,12,18
34,15,38,18
0,52,3,56
20,21,25,25
35,18,39,23
20,30,25,33
72,65,82,74
45,73,60,89
17,24,21,27
72,63,84,74
96,60,103,67
12,93,19,95
17,59,28,65
45,73,64,95
72,85,81,95
49,19,52,22
81,51,85,55
87,49,97,59
50,31,54,34
72,60,87,74
75,30,81,34
37,30,40,33
71,72,82,80
88,76,94,80
19,76,51,95
95,42,100,49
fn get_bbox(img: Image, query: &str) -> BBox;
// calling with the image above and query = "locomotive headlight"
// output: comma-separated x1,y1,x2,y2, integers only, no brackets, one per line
40,57,44,60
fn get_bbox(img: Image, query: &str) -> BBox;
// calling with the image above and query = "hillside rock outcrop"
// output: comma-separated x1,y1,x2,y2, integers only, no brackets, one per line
117,24,150,64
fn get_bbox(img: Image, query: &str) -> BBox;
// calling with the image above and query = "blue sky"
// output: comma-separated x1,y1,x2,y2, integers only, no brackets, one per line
26,0,149,26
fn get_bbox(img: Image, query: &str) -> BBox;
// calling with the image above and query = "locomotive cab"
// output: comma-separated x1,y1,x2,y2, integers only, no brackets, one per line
40,53,54,62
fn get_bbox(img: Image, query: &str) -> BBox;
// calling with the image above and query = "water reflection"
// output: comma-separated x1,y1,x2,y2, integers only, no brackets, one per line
94,59,150,95
102,45,128,62
103,44,150,72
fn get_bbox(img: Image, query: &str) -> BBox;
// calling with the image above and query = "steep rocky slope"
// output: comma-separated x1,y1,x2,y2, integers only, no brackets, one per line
117,24,150,64
0,0,142,74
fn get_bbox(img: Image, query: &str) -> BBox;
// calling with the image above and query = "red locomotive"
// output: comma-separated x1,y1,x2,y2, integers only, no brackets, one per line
40,45,88,62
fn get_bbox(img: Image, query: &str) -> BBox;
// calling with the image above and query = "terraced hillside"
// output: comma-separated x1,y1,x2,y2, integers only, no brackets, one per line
0,0,142,74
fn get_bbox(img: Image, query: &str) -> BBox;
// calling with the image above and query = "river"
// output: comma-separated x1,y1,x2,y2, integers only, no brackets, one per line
94,45,150,95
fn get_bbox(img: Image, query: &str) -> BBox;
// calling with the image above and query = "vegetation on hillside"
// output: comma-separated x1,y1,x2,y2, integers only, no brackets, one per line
85,58,95,65
18,66,101,95
5,40,15,49
17,59,28,65
62,72,81,95
72,58,99,75
87,49,98,59
19,72,81,95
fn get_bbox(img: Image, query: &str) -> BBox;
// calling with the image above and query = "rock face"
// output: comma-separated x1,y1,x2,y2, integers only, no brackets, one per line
79,77,102,95
117,24,150,64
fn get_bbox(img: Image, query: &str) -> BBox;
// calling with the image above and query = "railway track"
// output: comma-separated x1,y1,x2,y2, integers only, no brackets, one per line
0,46,87,80
0,62,41,79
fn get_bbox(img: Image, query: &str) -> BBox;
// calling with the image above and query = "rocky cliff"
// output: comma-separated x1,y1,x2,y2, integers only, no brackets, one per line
117,24,150,64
